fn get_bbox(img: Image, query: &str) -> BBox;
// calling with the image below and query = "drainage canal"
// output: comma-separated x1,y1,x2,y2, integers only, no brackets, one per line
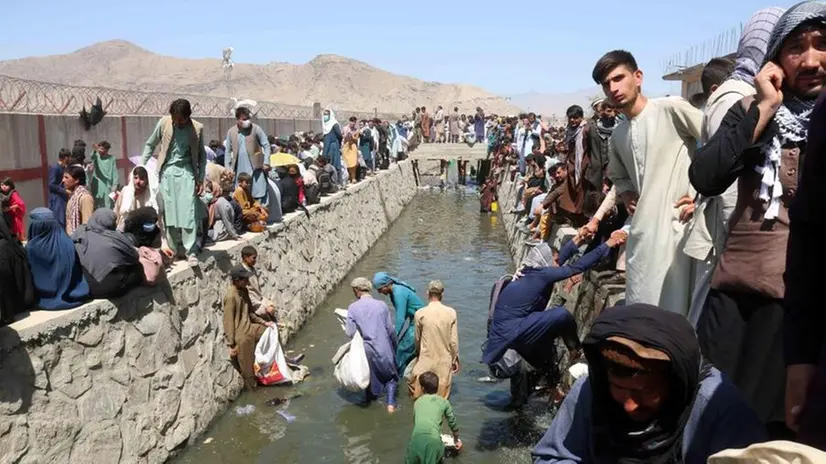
176,189,555,464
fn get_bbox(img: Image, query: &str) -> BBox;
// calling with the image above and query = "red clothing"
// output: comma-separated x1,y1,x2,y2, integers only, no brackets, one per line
296,177,306,205
5,191,26,240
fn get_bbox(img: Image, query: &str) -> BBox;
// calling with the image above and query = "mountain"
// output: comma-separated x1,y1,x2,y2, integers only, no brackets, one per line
0,40,521,116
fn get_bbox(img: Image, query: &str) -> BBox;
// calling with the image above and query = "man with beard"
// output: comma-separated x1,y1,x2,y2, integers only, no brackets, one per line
683,7,785,328
584,100,616,198
593,50,702,317
690,2,826,439
532,304,765,463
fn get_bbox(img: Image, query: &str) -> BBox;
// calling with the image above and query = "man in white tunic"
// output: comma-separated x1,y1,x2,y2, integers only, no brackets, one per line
592,50,702,316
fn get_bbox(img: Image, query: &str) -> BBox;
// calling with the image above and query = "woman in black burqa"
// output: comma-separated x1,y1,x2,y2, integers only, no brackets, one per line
0,216,35,325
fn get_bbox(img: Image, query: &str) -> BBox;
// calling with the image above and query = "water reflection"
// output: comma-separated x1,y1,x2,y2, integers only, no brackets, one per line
176,190,552,464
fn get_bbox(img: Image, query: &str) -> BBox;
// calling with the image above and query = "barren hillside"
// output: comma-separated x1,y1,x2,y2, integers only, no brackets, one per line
0,40,521,115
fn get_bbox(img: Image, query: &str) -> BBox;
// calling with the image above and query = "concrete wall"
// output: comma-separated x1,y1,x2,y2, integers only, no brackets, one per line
0,160,418,464
498,174,626,342
0,112,322,217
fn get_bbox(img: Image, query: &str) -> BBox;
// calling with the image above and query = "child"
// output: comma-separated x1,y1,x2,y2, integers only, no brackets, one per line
405,372,462,464
0,178,26,240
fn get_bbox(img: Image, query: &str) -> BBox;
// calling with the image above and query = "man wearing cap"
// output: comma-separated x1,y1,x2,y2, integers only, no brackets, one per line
345,277,399,413
533,303,766,463
223,264,274,390
408,280,460,399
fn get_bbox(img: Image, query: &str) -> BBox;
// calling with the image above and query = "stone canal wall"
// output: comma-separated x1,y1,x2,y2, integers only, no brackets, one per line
0,161,419,464
497,174,625,341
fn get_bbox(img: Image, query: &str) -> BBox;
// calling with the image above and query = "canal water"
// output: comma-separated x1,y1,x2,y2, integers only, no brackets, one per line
176,189,556,464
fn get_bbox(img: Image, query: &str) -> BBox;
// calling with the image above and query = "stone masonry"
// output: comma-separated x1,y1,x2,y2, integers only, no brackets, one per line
0,160,419,464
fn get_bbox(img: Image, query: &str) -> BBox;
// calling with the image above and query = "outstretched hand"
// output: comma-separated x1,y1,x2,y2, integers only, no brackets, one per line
606,230,628,248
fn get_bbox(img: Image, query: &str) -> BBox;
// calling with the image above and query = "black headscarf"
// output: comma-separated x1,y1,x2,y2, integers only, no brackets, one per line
0,215,34,324
582,304,703,464
72,208,139,282
123,206,160,248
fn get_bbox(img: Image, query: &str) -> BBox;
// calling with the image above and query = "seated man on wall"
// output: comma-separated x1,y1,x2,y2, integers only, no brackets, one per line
532,303,766,463
232,172,268,233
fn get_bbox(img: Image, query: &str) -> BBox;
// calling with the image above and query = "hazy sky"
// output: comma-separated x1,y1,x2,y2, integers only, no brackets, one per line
0,0,802,97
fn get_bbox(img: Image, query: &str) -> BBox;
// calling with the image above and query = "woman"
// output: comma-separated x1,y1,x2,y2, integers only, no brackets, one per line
0,215,34,326
373,272,425,375
358,124,375,175
342,120,360,184
321,108,343,185
1,178,26,240
115,166,159,231
26,208,90,310
123,206,162,248
73,208,143,299
64,165,94,236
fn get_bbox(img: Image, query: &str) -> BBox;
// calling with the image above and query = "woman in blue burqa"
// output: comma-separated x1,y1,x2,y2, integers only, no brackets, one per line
483,229,627,407
26,208,90,310
373,272,425,374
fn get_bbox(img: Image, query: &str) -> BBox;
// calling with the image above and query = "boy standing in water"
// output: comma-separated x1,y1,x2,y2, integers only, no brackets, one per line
405,372,462,463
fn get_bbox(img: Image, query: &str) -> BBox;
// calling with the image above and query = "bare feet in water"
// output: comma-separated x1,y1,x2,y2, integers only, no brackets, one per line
387,405,396,414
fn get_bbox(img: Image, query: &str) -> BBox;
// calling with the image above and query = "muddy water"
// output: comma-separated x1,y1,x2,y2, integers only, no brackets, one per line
175,189,556,464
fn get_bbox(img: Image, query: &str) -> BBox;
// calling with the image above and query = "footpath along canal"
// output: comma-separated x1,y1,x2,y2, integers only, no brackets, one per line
176,189,557,463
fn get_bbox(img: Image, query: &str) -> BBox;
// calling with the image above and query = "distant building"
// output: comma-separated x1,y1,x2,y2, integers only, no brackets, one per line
661,27,741,100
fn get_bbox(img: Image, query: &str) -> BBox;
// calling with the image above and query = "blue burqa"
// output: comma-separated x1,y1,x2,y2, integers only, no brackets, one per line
483,240,610,369
26,208,90,310
372,272,424,374
345,295,399,401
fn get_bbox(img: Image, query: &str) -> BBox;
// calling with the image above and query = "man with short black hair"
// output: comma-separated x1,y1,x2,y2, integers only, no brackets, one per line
592,49,702,317
48,148,72,228
701,57,736,103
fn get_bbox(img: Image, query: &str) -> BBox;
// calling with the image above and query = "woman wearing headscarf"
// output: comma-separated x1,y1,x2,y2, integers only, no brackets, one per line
123,206,162,249
483,229,626,407
26,208,90,310
321,108,343,186
532,303,766,463
73,208,143,299
684,6,785,328
690,2,826,437
1,178,26,240
373,272,425,375
0,213,34,326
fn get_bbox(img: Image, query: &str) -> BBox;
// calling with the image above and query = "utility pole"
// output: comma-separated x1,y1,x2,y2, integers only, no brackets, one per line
222,47,235,105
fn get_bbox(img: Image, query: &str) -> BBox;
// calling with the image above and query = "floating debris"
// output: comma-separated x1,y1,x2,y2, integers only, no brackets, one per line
203,437,213,444
235,405,256,416
266,392,304,407
477,376,498,383
276,410,296,423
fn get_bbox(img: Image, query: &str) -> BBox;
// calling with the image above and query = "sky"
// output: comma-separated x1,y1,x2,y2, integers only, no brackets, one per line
0,0,803,98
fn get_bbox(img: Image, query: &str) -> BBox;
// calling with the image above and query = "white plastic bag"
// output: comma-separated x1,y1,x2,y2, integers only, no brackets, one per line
332,331,371,392
254,326,293,385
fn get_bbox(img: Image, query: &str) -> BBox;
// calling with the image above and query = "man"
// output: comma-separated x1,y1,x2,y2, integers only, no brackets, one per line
240,246,278,323
434,106,445,143
345,277,399,413
225,107,271,206
115,166,159,230
533,163,587,240
47,148,71,229
408,280,459,399
89,140,117,209
532,303,766,463
683,7,784,328
449,107,460,143
414,107,423,146
690,2,826,438
593,49,702,316
584,101,616,204
223,264,274,390
516,113,541,175
420,106,432,144
563,105,589,198
141,99,207,267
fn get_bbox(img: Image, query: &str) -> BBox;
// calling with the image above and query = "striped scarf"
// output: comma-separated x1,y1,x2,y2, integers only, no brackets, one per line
68,185,90,231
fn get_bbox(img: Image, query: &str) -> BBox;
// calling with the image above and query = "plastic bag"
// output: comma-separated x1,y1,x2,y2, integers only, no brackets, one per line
332,331,371,392
254,326,293,385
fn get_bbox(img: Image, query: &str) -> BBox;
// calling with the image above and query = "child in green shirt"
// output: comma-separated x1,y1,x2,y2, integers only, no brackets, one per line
405,372,462,463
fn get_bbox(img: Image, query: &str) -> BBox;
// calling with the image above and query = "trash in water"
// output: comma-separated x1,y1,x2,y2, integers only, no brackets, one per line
568,362,589,380
477,376,498,383
309,344,315,348
203,437,213,444
266,392,303,407
235,405,256,416
276,410,296,423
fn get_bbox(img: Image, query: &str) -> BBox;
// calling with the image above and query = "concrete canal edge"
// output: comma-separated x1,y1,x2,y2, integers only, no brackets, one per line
497,173,626,344
0,160,419,463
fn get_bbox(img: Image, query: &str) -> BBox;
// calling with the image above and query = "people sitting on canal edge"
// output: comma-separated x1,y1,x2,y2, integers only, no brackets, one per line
345,277,399,413
532,303,766,463
405,372,462,464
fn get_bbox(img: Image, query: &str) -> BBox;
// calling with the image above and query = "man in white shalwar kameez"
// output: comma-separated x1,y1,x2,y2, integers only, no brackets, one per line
592,50,702,317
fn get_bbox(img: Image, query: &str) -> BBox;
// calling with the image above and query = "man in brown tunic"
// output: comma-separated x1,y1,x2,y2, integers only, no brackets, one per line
223,265,273,389
409,280,460,399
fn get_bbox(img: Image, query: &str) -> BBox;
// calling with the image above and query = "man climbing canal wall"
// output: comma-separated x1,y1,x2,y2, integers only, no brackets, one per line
0,161,418,464
497,174,626,342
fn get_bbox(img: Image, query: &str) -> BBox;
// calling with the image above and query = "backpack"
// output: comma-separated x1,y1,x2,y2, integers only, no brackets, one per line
305,184,320,205
317,169,334,195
